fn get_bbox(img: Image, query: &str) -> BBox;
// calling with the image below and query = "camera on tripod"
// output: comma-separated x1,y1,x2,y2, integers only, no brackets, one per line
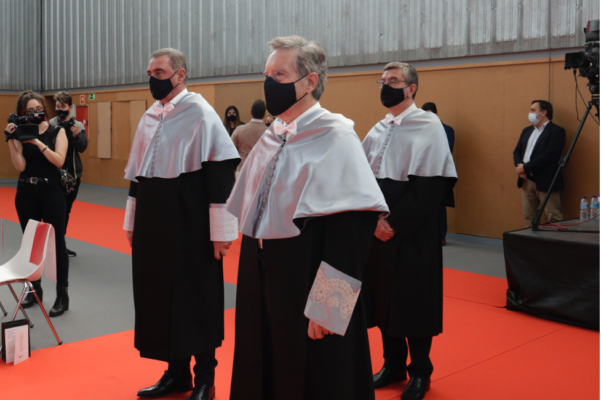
565,20,600,96
533,20,600,231
7,113,43,141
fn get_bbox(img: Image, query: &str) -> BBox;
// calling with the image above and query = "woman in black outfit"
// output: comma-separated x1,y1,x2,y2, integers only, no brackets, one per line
222,105,244,136
5,91,70,317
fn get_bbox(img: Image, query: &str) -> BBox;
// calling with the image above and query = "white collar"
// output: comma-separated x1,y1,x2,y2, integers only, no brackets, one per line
534,120,550,132
385,102,417,126
250,118,264,123
273,102,321,138
155,88,189,109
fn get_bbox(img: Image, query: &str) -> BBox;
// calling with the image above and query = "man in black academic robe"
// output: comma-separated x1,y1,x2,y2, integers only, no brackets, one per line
226,36,389,400
123,48,240,400
421,102,456,245
363,63,457,400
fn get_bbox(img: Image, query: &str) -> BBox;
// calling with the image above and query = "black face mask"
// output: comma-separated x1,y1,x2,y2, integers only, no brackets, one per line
264,75,307,116
227,114,237,122
149,70,180,100
265,122,271,127
30,112,45,124
380,84,409,108
56,109,70,120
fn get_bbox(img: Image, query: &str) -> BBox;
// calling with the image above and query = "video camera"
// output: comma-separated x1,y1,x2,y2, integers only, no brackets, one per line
58,119,76,132
565,20,600,95
7,113,42,141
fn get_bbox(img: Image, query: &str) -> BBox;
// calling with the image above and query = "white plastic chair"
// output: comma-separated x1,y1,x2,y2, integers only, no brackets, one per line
0,219,62,346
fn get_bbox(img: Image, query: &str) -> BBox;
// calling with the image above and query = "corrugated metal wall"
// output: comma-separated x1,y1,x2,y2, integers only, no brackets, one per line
2,0,599,91
0,0,42,90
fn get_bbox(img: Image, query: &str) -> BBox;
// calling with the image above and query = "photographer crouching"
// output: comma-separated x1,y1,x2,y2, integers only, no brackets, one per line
49,92,88,257
5,90,71,317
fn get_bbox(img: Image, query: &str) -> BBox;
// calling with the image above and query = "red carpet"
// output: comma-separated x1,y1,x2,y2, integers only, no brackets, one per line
0,186,598,399
0,299,597,399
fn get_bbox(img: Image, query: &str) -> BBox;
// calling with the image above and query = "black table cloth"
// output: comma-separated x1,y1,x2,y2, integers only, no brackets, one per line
504,219,599,330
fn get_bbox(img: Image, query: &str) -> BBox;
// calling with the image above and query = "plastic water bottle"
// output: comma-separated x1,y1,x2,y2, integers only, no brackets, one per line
580,196,589,221
591,195,599,218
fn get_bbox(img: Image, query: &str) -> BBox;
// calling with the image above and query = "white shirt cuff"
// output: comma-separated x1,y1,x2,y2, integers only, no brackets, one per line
209,204,239,241
123,196,136,231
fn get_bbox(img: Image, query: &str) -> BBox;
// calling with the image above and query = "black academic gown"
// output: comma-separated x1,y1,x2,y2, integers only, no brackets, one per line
364,176,454,338
129,159,238,361
230,211,379,400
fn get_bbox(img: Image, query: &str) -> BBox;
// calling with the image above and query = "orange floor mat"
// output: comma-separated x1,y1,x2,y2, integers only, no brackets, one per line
1,298,598,400
2,186,508,296
1,187,242,285
1,186,598,399
1,187,131,255
443,268,508,307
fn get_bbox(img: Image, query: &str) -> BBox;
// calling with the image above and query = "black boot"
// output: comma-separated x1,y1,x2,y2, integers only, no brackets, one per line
49,286,69,317
21,280,43,309
186,384,215,400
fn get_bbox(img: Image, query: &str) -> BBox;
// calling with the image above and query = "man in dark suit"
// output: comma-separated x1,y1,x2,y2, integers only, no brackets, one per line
513,100,565,227
422,102,455,245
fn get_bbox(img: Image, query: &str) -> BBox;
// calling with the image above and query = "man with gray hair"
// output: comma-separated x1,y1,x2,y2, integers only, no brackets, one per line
362,62,457,400
226,35,389,400
124,48,240,400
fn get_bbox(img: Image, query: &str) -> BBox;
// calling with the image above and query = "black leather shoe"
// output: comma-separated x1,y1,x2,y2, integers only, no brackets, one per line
186,384,215,400
67,249,77,257
373,365,407,388
21,281,43,309
137,371,193,398
49,286,69,317
401,377,431,400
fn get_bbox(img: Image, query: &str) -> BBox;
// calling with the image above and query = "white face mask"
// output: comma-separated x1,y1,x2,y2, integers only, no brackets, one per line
528,112,541,125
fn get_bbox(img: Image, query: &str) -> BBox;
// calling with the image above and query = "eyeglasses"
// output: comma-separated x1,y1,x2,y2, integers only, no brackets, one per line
26,107,44,114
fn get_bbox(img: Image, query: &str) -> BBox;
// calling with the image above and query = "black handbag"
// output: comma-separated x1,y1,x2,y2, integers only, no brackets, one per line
49,125,77,194
58,168,76,194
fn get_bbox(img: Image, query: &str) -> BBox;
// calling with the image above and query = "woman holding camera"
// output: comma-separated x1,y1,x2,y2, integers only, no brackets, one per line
5,90,71,317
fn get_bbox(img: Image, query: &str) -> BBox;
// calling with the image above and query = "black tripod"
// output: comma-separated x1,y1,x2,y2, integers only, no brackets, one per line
531,93,600,231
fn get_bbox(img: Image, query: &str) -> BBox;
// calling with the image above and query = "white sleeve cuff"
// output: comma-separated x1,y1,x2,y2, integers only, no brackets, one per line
209,204,239,241
304,261,362,336
123,196,136,231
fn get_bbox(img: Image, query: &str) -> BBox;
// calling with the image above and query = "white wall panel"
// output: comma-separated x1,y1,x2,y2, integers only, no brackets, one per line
1,0,597,91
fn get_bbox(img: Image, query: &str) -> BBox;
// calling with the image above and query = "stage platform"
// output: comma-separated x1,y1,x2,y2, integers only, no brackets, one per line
504,219,600,330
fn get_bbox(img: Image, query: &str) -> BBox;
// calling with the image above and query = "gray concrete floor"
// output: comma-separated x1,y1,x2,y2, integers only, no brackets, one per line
0,181,505,351
442,240,506,279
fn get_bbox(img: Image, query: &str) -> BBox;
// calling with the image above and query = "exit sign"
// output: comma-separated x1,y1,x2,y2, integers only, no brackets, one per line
88,93,96,100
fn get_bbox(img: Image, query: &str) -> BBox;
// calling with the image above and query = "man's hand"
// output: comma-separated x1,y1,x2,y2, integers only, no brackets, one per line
374,218,395,242
308,319,332,340
213,241,232,260
70,125,80,137
126,231,133,248
515,164,525,176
